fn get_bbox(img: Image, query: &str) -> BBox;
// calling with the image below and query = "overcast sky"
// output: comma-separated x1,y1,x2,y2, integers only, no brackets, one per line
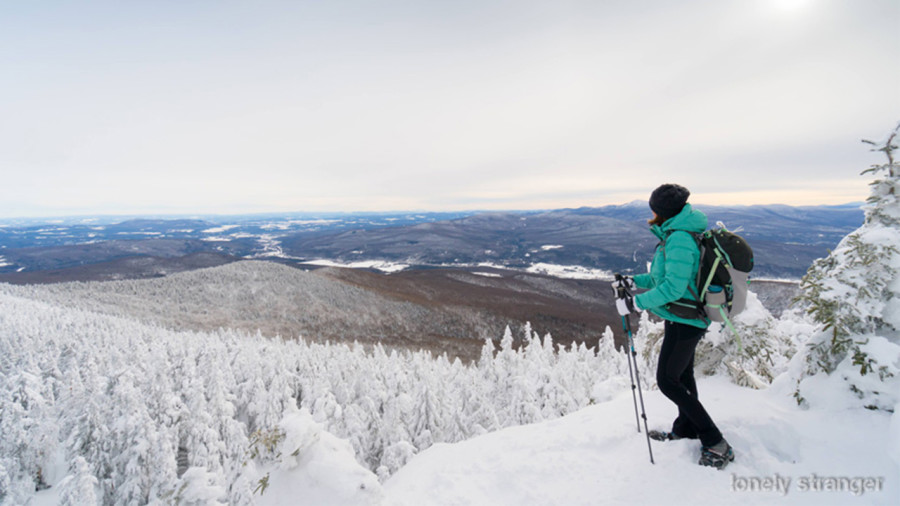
1,0,898,217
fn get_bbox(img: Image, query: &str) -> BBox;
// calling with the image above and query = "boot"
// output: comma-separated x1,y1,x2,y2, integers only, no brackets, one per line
699,439,735,470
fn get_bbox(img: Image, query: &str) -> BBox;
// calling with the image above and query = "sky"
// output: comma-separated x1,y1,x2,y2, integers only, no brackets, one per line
1,0,898,218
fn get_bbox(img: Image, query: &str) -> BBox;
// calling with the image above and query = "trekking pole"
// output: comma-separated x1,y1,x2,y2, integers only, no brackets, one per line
615,275,655,465
621,312,641,433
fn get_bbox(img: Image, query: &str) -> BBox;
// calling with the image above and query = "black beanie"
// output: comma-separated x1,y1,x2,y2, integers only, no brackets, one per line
649,184,690,220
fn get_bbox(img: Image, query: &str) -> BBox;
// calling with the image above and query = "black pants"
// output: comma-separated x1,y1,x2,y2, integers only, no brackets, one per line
656,320,723,447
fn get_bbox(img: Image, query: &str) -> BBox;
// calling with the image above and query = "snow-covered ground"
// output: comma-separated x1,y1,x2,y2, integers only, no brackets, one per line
294,258,618,279
303,258,411,273
296,258,616,279
29,376,898,505
525,262,614,280
4,270,897,505
385,376,898,506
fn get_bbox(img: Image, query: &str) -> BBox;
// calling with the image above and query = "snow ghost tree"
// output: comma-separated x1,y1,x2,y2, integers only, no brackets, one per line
794,122,900,410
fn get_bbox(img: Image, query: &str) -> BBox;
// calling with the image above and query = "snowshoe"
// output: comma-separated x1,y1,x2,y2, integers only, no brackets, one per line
699,440,735,470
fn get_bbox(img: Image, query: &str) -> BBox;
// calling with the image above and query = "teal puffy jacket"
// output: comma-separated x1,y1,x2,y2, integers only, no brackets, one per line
632,204,710,329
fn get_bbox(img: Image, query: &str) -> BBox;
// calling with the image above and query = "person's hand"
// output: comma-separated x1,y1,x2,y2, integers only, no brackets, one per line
611,274,635,297
616,295,641,316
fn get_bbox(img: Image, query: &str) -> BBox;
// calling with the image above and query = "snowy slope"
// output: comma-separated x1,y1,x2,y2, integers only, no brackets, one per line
4,279,898,506
384,377,899,506
29,374,898,505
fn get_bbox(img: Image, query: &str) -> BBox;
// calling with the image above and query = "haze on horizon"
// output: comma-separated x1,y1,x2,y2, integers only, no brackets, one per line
1,0,898,218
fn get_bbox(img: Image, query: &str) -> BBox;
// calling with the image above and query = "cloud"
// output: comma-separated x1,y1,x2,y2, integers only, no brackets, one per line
0,0,897,217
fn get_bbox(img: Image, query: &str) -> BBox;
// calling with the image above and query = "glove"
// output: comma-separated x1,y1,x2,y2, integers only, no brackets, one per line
611,274,635,297
616,295,641,316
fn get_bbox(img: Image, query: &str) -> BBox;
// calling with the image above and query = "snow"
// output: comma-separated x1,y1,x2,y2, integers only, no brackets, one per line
891,409,900,472
304,259,410,273
259,219,340,231
526,262,614,280
786,333,900,412
202,225,240,234
385,377,898,506
474,261,508,270
253,408,382,506
6,280,899,506
69,372,888,506
886,296,900,333
6,266,898,505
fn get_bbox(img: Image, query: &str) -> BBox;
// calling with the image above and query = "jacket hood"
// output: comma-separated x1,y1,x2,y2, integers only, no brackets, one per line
651,203,708,238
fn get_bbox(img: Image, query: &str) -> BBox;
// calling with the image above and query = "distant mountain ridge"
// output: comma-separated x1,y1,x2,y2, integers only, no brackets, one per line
0,203,863,280
282,203,863,278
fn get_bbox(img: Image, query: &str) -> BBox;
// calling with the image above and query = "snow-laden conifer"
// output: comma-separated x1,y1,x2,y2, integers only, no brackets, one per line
0,283,643,503
793,122,900,410
58,457,99,506
695,292,802,388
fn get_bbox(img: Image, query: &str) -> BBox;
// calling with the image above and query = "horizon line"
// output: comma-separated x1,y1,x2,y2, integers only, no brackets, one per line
0,201,866,223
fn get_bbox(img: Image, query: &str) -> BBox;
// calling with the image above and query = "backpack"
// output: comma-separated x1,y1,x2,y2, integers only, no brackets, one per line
665,222,754,336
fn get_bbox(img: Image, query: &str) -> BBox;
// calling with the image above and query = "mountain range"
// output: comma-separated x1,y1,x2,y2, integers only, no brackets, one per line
0,202,864,282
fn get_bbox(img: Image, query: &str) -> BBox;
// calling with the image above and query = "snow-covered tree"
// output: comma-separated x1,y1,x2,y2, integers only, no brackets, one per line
793,122,900,410
1,281,643,501
58,457,99,506
695,292,802,388
411,384,442,450
104,371,176,505
166,467,227,506
0,366,57,500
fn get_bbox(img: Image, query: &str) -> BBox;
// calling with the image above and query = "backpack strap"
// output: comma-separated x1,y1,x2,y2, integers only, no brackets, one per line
661,230,710,324
699,241,723,298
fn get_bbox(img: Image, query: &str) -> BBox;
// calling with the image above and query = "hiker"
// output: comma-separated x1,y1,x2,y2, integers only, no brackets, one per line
614,183,735,469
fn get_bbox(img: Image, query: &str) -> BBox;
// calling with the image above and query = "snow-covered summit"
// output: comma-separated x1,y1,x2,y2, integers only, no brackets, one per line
386,376,898,505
